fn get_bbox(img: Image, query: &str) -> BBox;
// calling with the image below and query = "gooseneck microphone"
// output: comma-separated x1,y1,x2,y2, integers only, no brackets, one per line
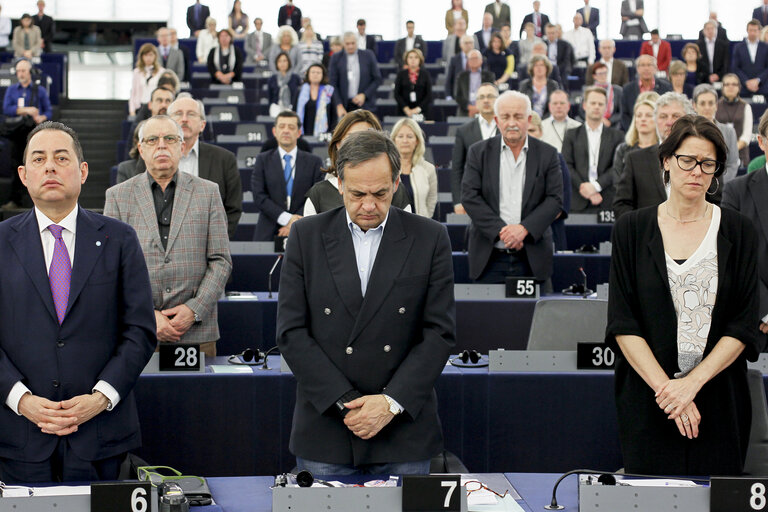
268,254,283,299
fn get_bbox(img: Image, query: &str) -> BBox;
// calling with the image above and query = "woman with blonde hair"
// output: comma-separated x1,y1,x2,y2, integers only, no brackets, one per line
196,17,218,63
391,118,437,218
266,25,301,73
297,25,323,74
129,43,164,116
612,97,659,180
445,0,469,35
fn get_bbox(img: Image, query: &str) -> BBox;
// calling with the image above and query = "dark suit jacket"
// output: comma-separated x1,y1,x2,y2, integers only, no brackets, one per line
697,38,729,81
620,0,648,37
577,7,599,37
754,6,768,26
361,34,377,55
547,39,575,86
329,49,382,111
579,84,623,127
207,46,244,83
640,40,671,71
0,208,155,462
612,144,664,219
186,3,210,37
251,148,323,241
587,60,630,86
562,124,624,212
732,41,768,94
445,53,467,98
698,24,728,43
520,12,550,37
268,73,302,106
455,70,495,115
32,13,54,51
394,36,428,67
722,170,768,331
485,2,511,30
474,28,498,53
462,136,563,281
621,78,672,130
451,118,484,205
519,78,561,118
125,142,242,239
393,68,433,117
276,206,455,465
277,4,302,32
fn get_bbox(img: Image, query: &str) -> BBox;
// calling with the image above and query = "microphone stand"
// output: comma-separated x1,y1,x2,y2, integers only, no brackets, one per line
268,254,283,298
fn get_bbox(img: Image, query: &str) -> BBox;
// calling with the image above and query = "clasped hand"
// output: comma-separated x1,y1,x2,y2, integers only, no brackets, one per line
343,395,395,440
499,224,528,251
19,392,109,436
655,377,701,439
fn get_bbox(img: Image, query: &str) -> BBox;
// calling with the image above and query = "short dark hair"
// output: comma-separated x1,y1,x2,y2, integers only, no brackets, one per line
24,121,85,165
326,109,382,176
337,130,400,184
274,51,292,69
275,110,302,130
748,19,762,30
303,63,328,85
150,87,175,102
659,115,727,181
650,29,660,36
583,86,607,102
357,19,366,26
405,20,414,26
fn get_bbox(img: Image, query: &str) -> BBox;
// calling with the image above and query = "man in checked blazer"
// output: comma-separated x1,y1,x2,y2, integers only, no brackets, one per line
104,115,231,358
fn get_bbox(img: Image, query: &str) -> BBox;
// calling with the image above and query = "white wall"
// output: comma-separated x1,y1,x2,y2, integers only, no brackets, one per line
0,0,756,41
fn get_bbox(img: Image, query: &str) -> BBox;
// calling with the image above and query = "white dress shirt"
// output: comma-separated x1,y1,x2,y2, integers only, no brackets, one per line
358,33,367,50
563,27,595,64
277,145,299,226
748,40,759,63
705,38,716,73
586,122,603,191
478,115,497,139
496,137,528,248
179,138,200,178
600,58,614,84
405,36,415,52
6,207,120,415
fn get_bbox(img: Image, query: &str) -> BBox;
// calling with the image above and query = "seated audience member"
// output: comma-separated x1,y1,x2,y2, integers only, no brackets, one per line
519,55,561,118
528,111,571,251
329,31,382,116
445,35,476,99
129,43,164,117
443,18,477,65
296,25,323,75
733,19,768,96
476,12,497,53
544,23,574,90
156,27,184,83
104,115,231,359
668,60,694,99
117,120,146,184
640,29,671,71
266,26,301,74
611,94,658,182
620,54,672,130
462,91,563,290
716,73,753,167
245,17,271,65
692,83,740,183
251,110,324,241
196,17,218,64
304,110,413,215
563,12,595,65
620,0,648,39
228,0,248,39
697,20,729,84
455,50,495,116
587,39,629,86
540,89,581,152
355,18,377,54
446,0,469,36
394,49,433,119
613,92,698,218
681,43,708,86
207,29,243,84
562,86,624,212
451,83,499,213
483,32,515,85
322,37,342,70
518,22,543,69
395,20,428,68
391,118,438,218
587,62,623,128
518,41,563,85
295,63,338,136
268,52,302,114
12,14,41,60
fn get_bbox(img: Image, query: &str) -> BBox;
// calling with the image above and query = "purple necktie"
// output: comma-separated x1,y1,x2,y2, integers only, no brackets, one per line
48,224,71,324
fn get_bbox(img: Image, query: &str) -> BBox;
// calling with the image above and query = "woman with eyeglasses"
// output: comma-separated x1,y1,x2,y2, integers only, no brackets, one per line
716,73,753,167
606,115,760,476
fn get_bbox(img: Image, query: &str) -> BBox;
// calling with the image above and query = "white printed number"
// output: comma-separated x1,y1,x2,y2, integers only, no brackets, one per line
219,112,233,121
591,346,614,367
131,487,148,512
751,482,766,510
599,211,615,223
516,280,535,296
174,347,198,367
441,481,457,508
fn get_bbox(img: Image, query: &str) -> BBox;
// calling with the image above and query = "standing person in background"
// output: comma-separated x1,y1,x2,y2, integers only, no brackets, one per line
0,6,11,52
391,118,437,218
445,0,469,36
228,0,248,39
395,21,428,68
278,0,302,33
520,1,550,38
156,28,185,85
716,74,752,167
640,30,671,72
540,89,580,152
697,20,729,85
295,63,338,136
329,32,382,117
563,13,595,65
12,14,41,61
484,0,511,31
587,39,629,86
296,25,323,75
207,29,243,85
196,17,218,64
129,44,164,117
268,52,301,114
186,0,210,38
266,26,301,74
620,0,648,39
246,18,271,65
394,49,433,120
32,1,54,52
577,0,599,38
611,95,659,183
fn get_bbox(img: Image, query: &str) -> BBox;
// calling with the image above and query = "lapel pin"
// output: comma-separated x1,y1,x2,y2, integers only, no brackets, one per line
96,241,102,246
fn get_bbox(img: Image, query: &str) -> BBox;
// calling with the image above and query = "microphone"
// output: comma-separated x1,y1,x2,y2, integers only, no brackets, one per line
268,254,283,299
543,469,710,510
579,267,590,298
260,346,281,370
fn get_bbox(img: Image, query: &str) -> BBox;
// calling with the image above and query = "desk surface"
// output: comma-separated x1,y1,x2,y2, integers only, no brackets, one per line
203,473,577,512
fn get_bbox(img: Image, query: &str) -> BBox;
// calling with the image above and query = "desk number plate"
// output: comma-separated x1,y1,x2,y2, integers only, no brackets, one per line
159,343,201,372
402,475,460,512
711,477,768,512
91,481,151,512
598,210,615,224
505,277,539,298
577,343,615,369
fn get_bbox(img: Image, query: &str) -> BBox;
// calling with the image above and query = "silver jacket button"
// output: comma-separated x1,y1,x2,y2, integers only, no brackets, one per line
398,307,406,314
345,347,353,355
324,308,331,315
383,345,391,352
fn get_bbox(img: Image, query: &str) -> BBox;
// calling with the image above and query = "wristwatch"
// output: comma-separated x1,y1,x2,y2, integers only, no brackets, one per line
384,395,401,416
193,312,201,323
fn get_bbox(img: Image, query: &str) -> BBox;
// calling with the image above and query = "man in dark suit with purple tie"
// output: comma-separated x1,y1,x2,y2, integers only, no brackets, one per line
0,122,156,483
732,19,768,96
186,1,210,37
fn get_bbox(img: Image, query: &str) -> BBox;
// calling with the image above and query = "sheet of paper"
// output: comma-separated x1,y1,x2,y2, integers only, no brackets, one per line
618,479,699,487
209,365,254,374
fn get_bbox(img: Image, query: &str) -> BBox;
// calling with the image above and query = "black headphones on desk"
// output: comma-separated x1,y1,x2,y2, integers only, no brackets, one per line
227,348,265,365
449,350,488,368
